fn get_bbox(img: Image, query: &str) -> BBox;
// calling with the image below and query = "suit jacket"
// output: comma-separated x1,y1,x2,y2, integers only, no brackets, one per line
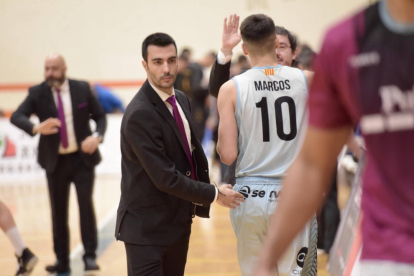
208,58,231,98
115,80,216,246
10,79,107,173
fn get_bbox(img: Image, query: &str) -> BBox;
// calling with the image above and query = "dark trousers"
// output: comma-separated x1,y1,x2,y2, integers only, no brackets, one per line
318,169,340,253
124,233,191,276
46,152,97,263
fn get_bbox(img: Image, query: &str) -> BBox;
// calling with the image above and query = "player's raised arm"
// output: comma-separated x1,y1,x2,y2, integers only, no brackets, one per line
216,79,238,165
253,125,351,275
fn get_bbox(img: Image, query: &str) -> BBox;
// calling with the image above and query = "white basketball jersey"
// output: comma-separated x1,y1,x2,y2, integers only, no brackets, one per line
233,65,308,178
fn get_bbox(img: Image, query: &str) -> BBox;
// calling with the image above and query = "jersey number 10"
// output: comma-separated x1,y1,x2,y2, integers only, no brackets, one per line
256,96,297,142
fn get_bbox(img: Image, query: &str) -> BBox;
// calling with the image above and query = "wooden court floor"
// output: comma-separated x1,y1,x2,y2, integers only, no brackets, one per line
0,175,330,276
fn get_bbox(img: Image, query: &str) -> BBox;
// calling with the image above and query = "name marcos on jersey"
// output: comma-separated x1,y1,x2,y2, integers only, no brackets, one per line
254,80,291,91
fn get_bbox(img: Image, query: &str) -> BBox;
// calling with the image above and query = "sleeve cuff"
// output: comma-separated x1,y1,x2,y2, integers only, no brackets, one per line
217,49,233,65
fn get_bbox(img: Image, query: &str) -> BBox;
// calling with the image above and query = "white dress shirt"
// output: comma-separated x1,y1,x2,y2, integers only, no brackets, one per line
149,82,192,153
52,79,79,154
217,49,233,65
149,82,218,201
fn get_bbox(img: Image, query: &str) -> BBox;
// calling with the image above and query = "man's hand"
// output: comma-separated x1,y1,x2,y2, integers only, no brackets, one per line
33,118,61,135
222,14,241,56
81,136,100,154
216,184,244,209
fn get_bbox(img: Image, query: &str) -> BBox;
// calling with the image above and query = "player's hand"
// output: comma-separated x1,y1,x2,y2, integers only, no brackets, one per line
33,118,61,135
216,184,244,209
81,136,100,154
222,14,241,57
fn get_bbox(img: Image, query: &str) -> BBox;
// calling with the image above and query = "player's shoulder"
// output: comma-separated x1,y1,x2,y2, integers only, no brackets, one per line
279,66,307,82
28,82,45,94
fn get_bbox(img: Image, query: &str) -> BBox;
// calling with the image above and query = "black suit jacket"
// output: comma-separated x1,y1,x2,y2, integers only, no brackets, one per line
115,80,216,246
208,58,231,98
10,79,107,173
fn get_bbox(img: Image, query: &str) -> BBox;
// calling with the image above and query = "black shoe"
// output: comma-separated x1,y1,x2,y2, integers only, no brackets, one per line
15,248,38,276
45,260,70,274
84,257,100,273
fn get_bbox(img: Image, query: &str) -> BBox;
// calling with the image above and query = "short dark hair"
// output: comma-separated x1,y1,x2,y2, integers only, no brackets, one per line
275,26,298,52
142,33,177,62
298,44,316,70
240,14,276,56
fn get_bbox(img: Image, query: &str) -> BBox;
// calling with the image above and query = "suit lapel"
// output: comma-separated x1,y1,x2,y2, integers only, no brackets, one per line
175,91,198,142
68,79,79,126
41,83,58,117
142,81,188,157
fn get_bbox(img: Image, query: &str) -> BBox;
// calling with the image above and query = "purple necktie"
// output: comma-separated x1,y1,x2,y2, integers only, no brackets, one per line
166,95,196,180
56,89,68,148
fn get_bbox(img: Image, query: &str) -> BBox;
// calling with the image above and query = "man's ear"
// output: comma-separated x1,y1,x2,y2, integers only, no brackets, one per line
292,48,298,60
242,44,248,55
142,60,148,72
275,37,279,49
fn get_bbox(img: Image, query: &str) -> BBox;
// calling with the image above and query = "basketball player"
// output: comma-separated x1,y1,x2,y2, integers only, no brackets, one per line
217,14,315,276
0,201,38,275
254,0,414,275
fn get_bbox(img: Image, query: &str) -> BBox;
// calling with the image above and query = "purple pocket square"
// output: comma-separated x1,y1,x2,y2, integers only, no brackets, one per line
78,102,88,108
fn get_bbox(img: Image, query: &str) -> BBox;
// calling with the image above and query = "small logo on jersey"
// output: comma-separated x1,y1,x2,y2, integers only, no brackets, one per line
264,68,275,75
239,186,250,199
237,186,281,201
296,247,308,268
361,84,414,134
349,51,380,68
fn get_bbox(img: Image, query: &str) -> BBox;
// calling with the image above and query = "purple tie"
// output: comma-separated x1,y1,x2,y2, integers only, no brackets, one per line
166,95,196,180
56,89,68,148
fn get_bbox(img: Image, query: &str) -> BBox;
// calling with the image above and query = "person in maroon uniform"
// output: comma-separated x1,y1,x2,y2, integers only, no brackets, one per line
254,0,414,275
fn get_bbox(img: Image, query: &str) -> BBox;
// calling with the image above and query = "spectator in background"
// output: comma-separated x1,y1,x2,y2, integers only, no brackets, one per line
237,54,251,72
91,83,125,114
275,26,299,67
175,49,216,140
297,44,316,71
0,201,38,276
229,54,251,78
296,43,340,254
10,54,106,274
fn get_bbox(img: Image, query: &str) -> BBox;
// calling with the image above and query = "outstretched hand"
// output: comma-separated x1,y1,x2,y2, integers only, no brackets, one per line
222,14,241,56
216,184,244,209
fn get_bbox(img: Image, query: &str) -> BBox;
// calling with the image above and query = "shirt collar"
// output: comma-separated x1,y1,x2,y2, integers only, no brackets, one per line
148,81,175,103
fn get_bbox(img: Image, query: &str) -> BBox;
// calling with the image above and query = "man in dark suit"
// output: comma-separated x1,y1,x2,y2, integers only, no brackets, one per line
11,54,106,274
115,33,244,276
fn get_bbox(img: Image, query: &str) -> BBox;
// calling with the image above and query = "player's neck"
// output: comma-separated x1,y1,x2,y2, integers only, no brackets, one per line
387,0,414,23
249,54,279,68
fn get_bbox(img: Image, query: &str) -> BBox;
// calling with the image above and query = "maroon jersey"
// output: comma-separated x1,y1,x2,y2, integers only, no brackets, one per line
309,1,414,263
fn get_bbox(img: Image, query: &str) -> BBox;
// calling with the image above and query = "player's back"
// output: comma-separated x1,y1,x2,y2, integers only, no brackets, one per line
233,65,308,178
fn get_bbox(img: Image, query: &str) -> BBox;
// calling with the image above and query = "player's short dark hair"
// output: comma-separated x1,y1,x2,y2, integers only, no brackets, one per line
240,14,276,56
275,26,298,52
142,33,177,62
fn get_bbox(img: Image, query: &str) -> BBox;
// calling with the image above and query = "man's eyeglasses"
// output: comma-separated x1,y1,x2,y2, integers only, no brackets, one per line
277,44,291,52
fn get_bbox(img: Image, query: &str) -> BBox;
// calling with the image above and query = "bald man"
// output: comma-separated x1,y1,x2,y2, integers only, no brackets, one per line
11,54,107,274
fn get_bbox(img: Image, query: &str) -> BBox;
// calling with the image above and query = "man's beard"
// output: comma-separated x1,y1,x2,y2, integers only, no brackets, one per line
150,72,175,89
46,75,65,88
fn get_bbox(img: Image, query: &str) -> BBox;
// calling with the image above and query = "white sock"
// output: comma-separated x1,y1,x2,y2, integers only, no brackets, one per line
6,227,26,257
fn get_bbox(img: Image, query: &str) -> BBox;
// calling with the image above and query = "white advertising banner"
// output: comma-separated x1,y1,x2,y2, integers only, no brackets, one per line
0,115,122,183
